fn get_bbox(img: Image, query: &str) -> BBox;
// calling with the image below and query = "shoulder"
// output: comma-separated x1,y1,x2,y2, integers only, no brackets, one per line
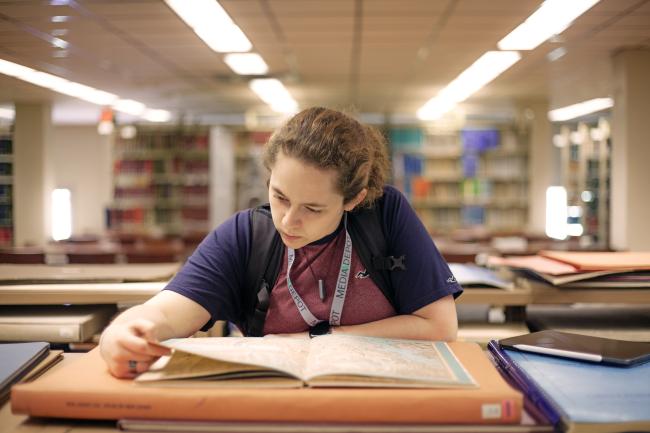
378,184,408,207
374,184,414,231
214,209,254,239
193,209,254,262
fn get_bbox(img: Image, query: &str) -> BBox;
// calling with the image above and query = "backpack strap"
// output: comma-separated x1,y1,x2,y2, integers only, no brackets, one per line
347,203,405,311
242,205,284,336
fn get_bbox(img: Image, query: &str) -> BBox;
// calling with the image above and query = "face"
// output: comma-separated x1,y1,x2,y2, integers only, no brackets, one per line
268,151,364,249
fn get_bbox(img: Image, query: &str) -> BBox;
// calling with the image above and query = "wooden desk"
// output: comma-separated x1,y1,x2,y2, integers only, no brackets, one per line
0,263,180,284
0,281,166,305
518,278,650,304
0,263,177,305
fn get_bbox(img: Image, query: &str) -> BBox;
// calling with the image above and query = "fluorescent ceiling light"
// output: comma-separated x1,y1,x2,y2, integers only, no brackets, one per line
165,0,252,53
548,98,613,122
417,51,521,120
51,38,69,49
0,58,172,122
0,58,34,76
52,82,117,105
142,109,172,122
113,99,146,116
224,53,268,75
19,70,70,89
498,0,600,50
546,47,567,62
249,78,298,113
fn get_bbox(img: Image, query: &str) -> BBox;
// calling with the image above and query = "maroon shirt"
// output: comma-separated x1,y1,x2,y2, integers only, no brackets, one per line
263,228,396,334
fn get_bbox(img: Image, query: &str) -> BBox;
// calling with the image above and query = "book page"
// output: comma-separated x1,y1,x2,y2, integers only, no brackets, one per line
159,337,310,379
303,335,476,388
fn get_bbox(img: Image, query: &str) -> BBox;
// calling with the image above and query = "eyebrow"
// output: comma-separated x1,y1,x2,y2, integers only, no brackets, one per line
271,186,327,208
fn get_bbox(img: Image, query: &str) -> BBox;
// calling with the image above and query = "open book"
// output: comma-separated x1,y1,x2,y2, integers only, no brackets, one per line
136,335,477,389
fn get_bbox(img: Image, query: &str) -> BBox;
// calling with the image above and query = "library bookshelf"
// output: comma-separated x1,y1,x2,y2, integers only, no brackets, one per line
390,125,530,235
108,126,210,237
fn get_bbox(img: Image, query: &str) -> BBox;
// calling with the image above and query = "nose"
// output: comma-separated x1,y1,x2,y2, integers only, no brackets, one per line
282,206,301,230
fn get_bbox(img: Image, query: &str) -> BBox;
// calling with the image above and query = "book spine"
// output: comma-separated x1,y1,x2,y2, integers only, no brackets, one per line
12,387,521,423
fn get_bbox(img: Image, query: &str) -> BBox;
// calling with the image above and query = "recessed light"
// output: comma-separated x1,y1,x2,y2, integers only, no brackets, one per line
51,38,69,49
547,47,567,62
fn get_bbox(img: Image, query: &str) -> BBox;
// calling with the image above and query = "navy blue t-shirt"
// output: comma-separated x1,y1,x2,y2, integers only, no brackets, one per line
165,185,463,332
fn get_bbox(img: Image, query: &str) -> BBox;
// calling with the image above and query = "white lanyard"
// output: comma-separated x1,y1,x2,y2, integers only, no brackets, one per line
286,215,352,327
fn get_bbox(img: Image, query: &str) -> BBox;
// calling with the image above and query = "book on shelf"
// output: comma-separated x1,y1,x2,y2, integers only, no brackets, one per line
11,339,523,424
0,304,117,343
449,263,514,291
138,335,477,389
488,340,650,433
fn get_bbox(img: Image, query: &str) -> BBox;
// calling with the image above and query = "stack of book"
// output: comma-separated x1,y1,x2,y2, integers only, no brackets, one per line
10,335,555,431
488,251,650,340
487,250,650,289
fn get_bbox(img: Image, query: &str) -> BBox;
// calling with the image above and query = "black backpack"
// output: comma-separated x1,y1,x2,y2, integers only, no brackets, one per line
240,202,407,336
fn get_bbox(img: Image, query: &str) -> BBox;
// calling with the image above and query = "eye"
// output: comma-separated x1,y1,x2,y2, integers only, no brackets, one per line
305,207,322,214
274,194,288,203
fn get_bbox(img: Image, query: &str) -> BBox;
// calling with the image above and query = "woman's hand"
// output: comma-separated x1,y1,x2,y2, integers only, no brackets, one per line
99,318,171,378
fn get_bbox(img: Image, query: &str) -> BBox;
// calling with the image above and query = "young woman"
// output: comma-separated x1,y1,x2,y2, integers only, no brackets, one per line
100,107,462,378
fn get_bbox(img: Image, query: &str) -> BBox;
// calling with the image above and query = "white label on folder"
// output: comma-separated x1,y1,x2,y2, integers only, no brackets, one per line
481,404,502,419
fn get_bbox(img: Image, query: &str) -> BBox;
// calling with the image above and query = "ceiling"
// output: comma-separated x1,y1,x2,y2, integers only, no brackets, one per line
0,0,649,124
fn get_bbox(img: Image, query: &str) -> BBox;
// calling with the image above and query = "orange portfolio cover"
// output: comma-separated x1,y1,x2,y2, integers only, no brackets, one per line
539,251,650,271
11,342,522,424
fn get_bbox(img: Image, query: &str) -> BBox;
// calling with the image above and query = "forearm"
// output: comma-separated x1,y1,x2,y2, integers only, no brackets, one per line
334,313,457,341
107,291,210,341
107,303,177,341
334,295,459,341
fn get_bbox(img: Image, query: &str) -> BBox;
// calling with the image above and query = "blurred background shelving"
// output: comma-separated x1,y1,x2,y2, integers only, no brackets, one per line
390,124,530,235
107,127,211,237
0,125,13,247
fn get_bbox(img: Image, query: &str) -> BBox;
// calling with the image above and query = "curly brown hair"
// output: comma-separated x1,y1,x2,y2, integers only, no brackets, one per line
262,107,389,208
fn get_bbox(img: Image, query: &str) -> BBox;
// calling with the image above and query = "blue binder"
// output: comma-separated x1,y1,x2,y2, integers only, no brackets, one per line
488,340,650,433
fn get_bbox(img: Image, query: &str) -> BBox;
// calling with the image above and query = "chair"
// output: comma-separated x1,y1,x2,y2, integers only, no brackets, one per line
66,252,117,264
123,245,181,263
0,248,47,264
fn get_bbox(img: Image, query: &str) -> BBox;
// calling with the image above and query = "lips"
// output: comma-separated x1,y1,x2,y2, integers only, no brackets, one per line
281,231,301,240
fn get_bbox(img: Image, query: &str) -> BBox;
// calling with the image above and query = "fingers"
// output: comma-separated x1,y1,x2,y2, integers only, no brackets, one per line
109,358,159,379
129,319,157,340
118,332,170,358
100,320,171,379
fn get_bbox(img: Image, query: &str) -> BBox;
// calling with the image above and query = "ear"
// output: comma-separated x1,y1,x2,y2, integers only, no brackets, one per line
343,188,368,212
